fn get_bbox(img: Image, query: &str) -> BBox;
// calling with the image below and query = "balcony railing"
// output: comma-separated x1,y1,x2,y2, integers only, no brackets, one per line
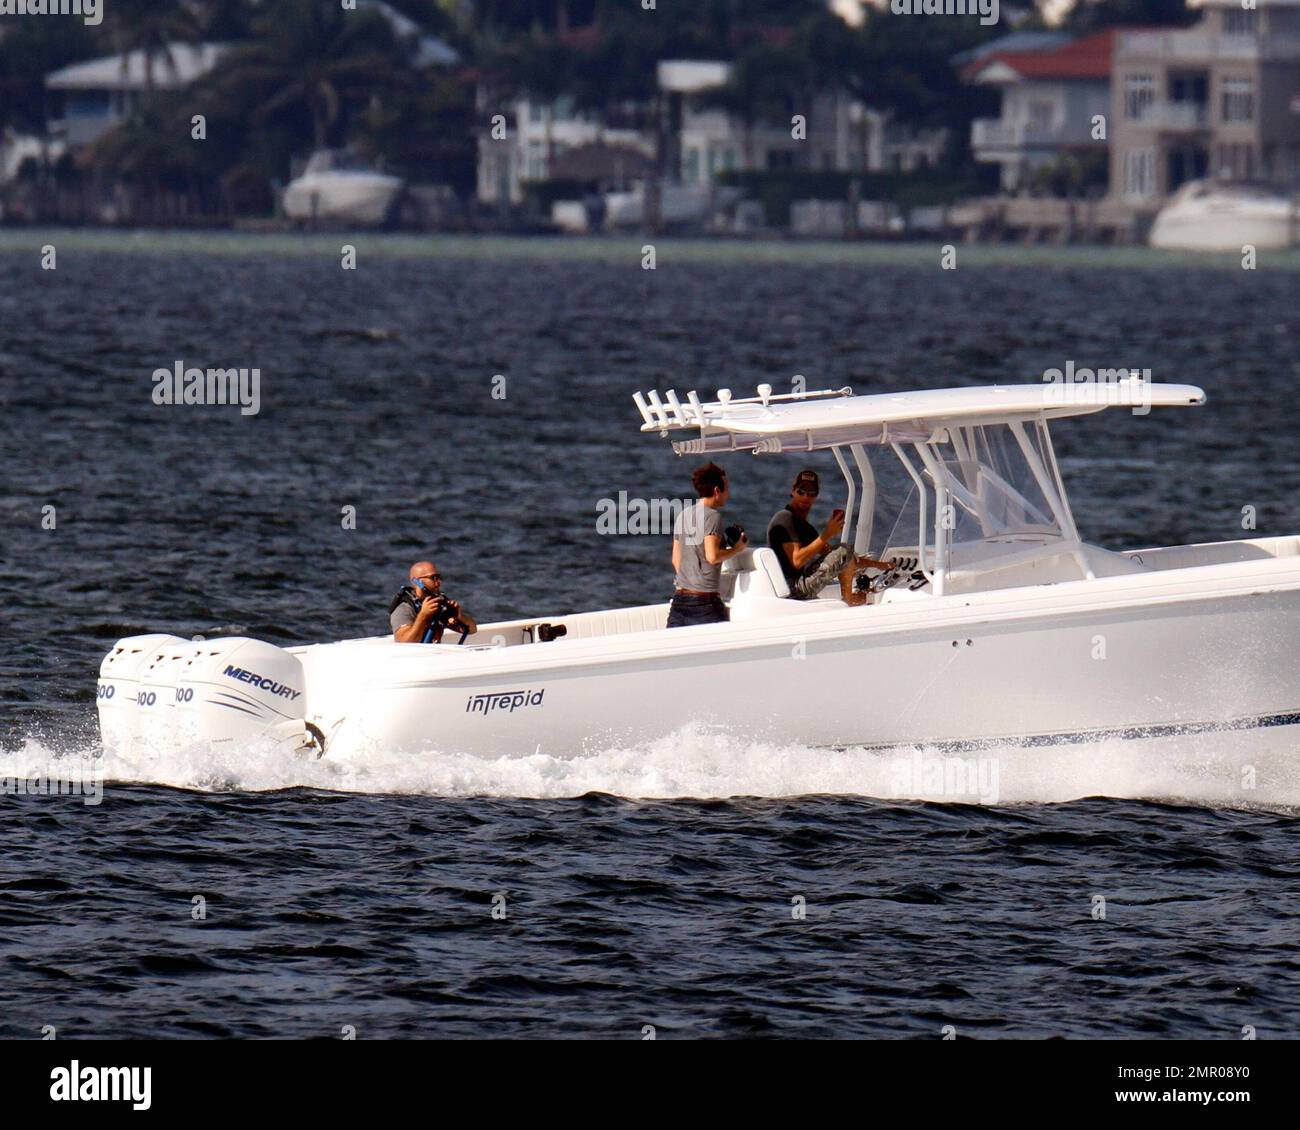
1117,31,1300,62
971,118,1098,151
1134,101,1209,130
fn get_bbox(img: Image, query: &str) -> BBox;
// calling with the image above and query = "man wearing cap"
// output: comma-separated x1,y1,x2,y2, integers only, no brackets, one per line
768,469,891,606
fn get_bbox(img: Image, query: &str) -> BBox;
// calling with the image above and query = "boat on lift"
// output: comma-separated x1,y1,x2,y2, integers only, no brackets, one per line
98,377,1300,768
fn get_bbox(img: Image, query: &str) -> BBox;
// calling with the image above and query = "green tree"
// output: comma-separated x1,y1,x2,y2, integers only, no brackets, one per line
105,0,209,94
212,0,412,151
1063,0,1195,32
0,19,98,135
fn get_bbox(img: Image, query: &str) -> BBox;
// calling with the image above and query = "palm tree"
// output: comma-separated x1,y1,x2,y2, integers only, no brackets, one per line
106,0,208,95
214,0,411,152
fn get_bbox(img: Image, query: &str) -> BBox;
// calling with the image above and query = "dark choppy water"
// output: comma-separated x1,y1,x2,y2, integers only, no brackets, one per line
2,233,1299,1037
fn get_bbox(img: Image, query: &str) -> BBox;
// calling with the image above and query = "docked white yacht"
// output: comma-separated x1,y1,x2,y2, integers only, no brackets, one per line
98,378,1300,768
1149,179,1297,251
282,149,404,227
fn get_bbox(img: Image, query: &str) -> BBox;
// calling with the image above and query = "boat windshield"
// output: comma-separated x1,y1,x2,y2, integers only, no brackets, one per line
941,421,1063,545
877,418,1070,570
304,150,371,175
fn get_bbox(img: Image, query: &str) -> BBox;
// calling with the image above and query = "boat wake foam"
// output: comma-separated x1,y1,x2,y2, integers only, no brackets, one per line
3,720,1298,809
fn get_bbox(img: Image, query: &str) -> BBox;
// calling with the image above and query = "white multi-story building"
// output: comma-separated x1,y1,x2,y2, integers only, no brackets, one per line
964,31,1115,192
1110,0,1300,201
476,90,654,205
476,58,945,207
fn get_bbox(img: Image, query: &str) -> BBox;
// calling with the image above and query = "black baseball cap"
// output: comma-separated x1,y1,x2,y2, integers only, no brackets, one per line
792,469,820,493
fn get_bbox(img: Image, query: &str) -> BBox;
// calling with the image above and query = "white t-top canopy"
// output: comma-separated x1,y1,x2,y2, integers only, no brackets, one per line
635,381,1206,454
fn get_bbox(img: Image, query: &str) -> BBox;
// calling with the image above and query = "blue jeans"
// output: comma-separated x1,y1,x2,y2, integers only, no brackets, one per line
666,593,729,628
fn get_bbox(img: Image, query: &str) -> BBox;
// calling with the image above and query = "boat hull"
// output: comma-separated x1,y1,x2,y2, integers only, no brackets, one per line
282,172,404,226
1150,197,1295,251
301,558,1300,764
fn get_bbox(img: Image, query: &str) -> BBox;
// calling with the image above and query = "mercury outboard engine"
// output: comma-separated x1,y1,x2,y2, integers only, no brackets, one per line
97,634,188,760
98,635,319,759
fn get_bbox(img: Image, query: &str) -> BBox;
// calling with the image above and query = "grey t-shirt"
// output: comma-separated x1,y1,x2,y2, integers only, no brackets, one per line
390,602,417,635
673,501,724,592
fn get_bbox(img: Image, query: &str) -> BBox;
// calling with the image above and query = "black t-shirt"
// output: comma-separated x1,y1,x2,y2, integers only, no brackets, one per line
768,506,821,587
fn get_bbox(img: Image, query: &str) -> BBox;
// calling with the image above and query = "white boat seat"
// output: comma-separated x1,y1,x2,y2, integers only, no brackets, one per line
721,547,791,601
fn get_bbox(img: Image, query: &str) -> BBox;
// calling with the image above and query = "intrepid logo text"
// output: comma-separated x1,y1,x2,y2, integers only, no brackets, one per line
223,665,301,700
466,689,545,714
50,1061,151,1110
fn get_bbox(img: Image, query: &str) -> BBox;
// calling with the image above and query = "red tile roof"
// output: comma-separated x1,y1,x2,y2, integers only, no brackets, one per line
964,29,1120,83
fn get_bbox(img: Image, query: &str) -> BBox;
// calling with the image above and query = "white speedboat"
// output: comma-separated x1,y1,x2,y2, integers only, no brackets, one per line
98,378,1300,771
282,149,404,227
1149,179,1297,251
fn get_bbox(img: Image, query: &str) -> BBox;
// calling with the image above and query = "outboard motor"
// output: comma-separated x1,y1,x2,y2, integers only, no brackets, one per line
98,635,318,759
134,638,208,757
174,637,317,754
97,634,188,760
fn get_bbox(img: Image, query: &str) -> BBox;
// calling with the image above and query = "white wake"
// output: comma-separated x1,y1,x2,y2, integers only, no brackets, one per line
3,720,1298,808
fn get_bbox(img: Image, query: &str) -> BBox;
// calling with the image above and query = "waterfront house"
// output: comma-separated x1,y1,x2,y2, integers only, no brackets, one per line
45,44,225,148
964,31,1116,192
1110,0,1300,201
476,55,944,208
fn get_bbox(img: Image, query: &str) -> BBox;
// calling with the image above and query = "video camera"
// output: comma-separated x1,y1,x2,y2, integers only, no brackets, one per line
409,580,464,632
722,523,746,550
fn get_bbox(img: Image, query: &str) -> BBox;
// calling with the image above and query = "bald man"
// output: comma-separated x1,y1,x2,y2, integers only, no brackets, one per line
389,560,477,644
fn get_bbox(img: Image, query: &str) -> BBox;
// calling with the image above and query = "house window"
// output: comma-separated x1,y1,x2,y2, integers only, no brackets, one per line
1124,75,1155,121
1123,148,1156,198
685,147,701,183
1028,100,1054,130
526,142,545,181
1223,9,1257,36
1214,143,1254,178
1221,78,1254,124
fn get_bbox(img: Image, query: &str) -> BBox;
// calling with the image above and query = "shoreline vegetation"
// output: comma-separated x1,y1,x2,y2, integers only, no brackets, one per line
3,228,1296,268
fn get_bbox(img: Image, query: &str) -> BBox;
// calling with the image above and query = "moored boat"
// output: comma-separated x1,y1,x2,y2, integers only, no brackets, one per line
1149,179,1298,251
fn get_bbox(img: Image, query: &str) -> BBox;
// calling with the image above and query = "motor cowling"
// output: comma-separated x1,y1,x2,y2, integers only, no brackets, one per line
174,637,316,754
97,635,188,760
135,638,209,756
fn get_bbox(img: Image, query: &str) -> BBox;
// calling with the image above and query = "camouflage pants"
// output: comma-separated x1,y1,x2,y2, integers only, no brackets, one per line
791,544,854,600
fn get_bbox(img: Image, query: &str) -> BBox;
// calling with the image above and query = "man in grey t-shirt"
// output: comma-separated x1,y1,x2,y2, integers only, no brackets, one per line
389,560,477,643
667,462,748,628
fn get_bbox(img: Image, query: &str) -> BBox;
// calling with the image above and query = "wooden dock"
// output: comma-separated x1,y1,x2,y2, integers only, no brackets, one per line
947,197,1157,245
